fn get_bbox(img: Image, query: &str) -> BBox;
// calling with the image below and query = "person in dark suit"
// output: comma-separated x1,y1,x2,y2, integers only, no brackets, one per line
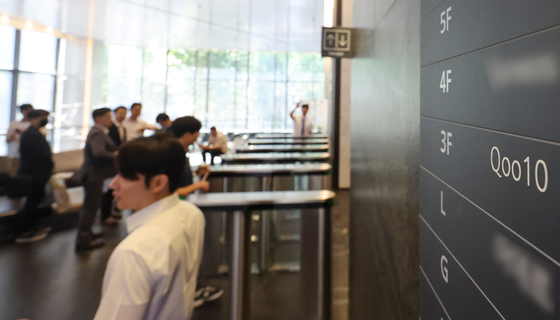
76,108,118,251
99,110,125,226
156,113,173,133
15,110,53,243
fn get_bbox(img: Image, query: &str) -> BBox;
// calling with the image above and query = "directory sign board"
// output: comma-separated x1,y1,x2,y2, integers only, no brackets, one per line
420,1,560,319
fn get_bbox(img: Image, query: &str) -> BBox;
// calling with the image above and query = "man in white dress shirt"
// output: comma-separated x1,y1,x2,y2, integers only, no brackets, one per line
122,103,158,140
200,126,228,165
94,133,205,320
290,102,313,137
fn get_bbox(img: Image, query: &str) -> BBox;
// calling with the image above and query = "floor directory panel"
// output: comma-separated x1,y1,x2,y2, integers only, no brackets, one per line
420,2,560,319
421,0,560,66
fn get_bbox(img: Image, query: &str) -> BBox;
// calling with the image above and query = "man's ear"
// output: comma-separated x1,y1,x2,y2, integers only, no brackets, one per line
149,174,170,194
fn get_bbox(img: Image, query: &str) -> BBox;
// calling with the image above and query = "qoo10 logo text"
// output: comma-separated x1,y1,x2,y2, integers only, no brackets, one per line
490,146,548,193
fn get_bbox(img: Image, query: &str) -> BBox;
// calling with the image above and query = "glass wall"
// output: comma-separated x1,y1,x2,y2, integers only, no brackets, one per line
0,25,61,154
100,46,325,132
0,25,325,154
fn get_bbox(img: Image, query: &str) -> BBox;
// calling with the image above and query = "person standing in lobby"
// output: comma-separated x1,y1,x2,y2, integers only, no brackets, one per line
76,108,118,251
290,102,313,137
200,126,228,165
6,104,33,159
15,110,53,243
94,133,205,320
99,107,127,227
123,103,158,140
113,106,127,142
170,117,224,307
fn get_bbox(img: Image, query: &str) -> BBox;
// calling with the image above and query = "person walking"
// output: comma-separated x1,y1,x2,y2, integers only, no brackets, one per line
76,108,118,251
15,109,53,243
99,107,127,226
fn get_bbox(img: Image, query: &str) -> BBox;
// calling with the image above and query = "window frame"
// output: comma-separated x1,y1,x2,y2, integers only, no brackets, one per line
7,29,60,128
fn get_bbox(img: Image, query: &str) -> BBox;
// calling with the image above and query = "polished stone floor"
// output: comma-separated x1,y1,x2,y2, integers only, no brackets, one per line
0,189,350,320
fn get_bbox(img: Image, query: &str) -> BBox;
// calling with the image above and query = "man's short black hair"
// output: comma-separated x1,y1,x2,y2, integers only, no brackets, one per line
116,133,186,193
170,116,202,139
301,104,309,109
156,113,170,122
19,104,33,111
114,106,127,113
210,126,216,131
92,107,111,118
130,103,142,110
28,109,48,119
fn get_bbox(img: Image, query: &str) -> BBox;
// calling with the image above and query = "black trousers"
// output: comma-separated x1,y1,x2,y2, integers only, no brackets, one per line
77,175,104,241
101,189,114,221
203,149,223,164
19,178,48,233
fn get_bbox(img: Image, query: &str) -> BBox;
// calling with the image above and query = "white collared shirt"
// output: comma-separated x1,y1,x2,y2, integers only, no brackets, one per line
94,193,205,320
207,132,229,153
292,114,313,137
123,118,152,140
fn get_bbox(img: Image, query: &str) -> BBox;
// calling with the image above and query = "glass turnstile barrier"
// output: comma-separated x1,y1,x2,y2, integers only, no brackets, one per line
219,152,331,165
187,190,335,320
204,164,332,276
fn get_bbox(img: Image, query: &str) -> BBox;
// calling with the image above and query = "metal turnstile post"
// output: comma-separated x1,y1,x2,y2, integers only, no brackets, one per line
300,207,330,320
231,210,252,320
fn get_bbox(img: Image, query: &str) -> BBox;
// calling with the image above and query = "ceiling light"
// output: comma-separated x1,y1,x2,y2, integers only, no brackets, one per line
25,21,33,29
0,15,9,24
46,27,54,34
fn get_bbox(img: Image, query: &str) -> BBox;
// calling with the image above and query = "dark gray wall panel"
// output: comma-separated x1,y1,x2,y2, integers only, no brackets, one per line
420,222,506,320
421,0,443,18
350,0,420,319
422,27,560,142
421,0,560,66
421,169,556,319
421,118,560,267
421,1,560,319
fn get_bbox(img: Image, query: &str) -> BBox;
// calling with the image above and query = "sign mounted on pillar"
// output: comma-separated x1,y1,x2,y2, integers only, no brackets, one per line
322,27,354,58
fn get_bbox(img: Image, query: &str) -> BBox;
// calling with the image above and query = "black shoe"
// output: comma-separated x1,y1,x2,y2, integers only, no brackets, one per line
15,226,52,243
75,239,105,252
193,285,224,308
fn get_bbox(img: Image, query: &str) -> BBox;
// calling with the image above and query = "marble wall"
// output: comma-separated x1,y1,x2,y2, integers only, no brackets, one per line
349,0,420,319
